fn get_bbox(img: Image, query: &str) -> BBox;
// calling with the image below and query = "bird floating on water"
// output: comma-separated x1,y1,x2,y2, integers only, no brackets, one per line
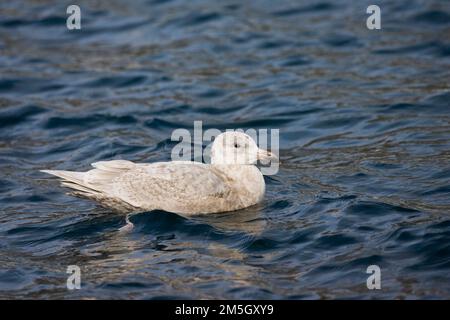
41,132,278,230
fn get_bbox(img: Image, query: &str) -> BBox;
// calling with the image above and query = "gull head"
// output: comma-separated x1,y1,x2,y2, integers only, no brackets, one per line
211,132,277,166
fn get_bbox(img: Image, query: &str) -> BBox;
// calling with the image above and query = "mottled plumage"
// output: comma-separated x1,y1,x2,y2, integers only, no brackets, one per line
41,132,277,216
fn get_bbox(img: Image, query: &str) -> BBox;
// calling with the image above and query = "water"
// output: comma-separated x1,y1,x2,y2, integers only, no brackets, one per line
0,0,449,299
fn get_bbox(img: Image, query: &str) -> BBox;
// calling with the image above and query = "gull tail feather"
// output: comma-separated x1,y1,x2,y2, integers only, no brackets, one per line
40,169,101,196
40,169,137,213
41,169,85,184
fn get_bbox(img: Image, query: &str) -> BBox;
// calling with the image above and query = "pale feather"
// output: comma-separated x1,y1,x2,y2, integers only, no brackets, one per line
41,160,264,215
40,132,274,216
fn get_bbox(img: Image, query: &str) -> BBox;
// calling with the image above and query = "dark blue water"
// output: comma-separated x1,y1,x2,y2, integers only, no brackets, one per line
1,0,450,299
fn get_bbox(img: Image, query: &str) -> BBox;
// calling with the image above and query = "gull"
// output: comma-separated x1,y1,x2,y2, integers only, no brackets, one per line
41,132,278,229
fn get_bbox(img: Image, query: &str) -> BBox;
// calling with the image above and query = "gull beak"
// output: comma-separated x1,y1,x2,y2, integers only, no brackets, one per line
257,148,279,165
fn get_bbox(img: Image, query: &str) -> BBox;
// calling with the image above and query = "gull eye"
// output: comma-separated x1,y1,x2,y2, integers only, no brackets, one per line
234,143,239,148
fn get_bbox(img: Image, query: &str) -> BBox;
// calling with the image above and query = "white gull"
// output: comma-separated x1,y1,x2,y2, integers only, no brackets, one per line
41,132,278,221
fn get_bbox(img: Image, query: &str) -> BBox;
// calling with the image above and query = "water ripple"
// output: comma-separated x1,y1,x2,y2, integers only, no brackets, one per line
0,0,449,299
